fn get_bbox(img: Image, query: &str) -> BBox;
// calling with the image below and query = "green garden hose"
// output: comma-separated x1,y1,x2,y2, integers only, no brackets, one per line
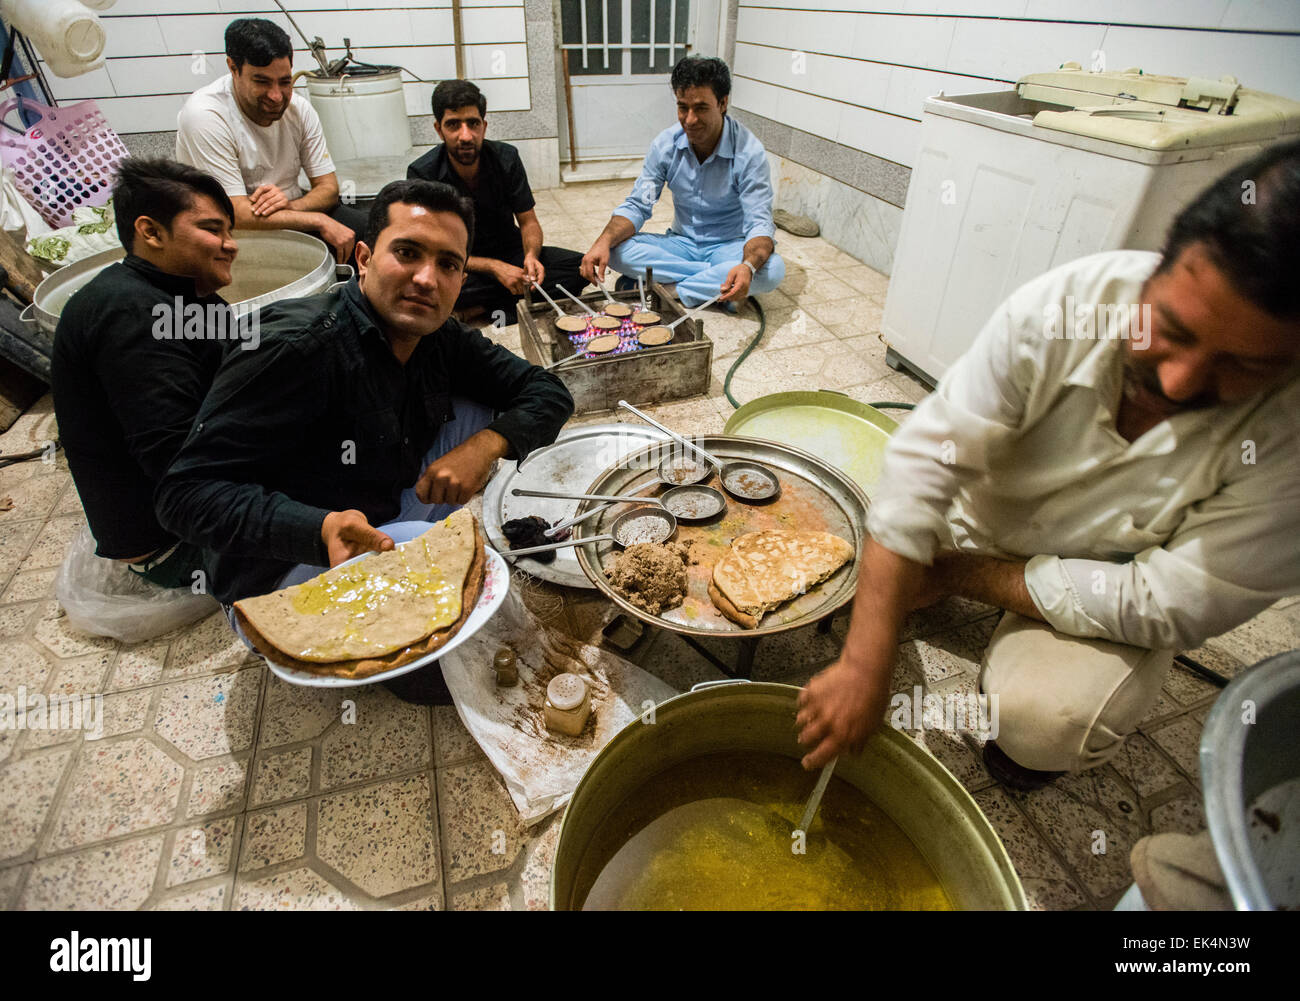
722,298,917,412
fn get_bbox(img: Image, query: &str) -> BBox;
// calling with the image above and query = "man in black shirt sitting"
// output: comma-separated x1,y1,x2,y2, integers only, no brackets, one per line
51,158,244,590
156,179,573,699
407,79,584,322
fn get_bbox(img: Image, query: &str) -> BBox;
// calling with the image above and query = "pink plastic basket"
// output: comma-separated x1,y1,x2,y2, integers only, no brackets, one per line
0,97,127,228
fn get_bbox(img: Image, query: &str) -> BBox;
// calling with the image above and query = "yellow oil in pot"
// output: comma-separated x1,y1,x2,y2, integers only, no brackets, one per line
576,751,953,910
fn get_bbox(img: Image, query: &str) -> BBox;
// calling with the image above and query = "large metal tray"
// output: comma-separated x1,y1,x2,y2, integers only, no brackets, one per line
724,390,898,499
573,435,870,638
482,422,670,588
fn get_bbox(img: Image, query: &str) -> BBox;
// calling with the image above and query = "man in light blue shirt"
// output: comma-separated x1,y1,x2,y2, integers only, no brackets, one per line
580,57,784,309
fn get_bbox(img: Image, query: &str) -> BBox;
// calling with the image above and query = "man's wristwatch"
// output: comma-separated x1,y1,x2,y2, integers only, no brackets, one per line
742,260,757,276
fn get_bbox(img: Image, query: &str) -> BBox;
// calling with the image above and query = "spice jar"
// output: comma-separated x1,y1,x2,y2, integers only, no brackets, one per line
544,673,591,736
493,647,518,686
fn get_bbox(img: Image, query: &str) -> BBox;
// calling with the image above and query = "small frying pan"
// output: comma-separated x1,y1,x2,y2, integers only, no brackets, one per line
618,400,781,502
502,507,677,559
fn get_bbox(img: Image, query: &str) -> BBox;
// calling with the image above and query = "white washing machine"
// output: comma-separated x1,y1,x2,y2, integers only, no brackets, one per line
882,66,1300,386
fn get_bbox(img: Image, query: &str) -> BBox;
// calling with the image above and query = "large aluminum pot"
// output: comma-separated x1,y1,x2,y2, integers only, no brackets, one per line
21,230,349,339
1201,650,1300,909
551,681,1027,910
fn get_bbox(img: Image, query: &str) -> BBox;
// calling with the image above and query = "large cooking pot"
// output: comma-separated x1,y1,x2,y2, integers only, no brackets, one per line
551,681,1026,910
21,229,349,340
1201,650,1300,909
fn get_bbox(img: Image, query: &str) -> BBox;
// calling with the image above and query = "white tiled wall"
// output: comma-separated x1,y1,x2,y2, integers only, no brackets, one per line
732,1,1300,168
25,1,531,135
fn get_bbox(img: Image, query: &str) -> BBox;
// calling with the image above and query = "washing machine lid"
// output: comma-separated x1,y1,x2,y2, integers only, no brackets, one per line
1017,66,1300,150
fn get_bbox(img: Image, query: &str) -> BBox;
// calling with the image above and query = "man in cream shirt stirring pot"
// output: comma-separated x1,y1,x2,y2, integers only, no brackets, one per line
797,140,1300,792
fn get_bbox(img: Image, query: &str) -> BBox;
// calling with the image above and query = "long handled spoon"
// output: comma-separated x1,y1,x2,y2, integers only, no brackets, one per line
595,277,616,304
637,275,646,312
557,285,598,317
668,292,722,328
529,279,567,318
617,399,782,502
543,482,660,538
797,758,838,834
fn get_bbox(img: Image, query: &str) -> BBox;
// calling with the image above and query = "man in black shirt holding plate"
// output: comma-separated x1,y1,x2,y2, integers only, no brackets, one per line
407,80,585,321
156,179,573,699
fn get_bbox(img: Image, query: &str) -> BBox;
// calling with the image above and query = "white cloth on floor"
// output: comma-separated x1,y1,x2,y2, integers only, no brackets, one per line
441,585,678,823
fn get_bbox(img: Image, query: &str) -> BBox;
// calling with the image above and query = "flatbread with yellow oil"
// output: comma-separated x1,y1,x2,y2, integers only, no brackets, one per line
234,509,484,679
709,529,854,628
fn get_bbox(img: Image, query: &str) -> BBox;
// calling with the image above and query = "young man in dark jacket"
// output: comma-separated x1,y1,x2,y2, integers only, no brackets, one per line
52,158,243,589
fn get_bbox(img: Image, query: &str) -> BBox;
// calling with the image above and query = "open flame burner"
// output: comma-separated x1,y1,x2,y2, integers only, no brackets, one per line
516,277,713,415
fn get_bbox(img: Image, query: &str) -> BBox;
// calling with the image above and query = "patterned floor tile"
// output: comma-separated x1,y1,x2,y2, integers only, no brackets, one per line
1014,769,1144,899
46,737,183,852
0,748,74,862
153,880,230,911
154,668,261,761
250,746,313,806
185,755,251,818
31,600,119,660
316,775,439,898
259,675,340,749
1146,716,1204,785
432,705,484,767
20,833,164,910
451,882,512,910
0,863,29,907
164,611,257,678
1,567,57,604
166,816,237,887
973,787,1087,911
18,514,83,572
437,758,528,882
108,643,168,692
239,802,308,872
234,866,360,910
319,688,430,790
1108,733,1184,800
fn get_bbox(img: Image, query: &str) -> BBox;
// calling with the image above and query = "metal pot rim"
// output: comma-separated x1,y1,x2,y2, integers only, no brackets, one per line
549,681,1027,911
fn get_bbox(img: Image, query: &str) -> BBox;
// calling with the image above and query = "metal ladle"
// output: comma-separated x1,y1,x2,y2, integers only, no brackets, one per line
513,484,726,523
617,400,782,502
502,507,676,558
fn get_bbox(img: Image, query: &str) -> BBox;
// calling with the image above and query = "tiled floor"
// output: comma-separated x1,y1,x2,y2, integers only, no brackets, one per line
2,178,1297,910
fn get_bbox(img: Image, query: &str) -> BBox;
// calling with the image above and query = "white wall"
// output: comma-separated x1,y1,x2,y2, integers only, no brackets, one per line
732,1,1300,169
27,1,531,135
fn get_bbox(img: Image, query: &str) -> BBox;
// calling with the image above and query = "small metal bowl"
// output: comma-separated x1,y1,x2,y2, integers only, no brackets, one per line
660,484,727,521
657,453,715,487
720,461,781,502
608,507,677,546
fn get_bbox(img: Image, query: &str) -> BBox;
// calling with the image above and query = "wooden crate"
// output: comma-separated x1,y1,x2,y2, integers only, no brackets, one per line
516,278,713,414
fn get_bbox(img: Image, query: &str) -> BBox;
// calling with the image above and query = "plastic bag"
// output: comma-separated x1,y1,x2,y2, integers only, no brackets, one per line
54,526,219,643
26,202,119,266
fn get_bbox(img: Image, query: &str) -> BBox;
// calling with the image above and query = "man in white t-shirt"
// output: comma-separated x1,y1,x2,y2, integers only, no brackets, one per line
175,18,362,263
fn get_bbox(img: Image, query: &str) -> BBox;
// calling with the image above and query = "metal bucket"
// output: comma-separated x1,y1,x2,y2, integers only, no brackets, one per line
1201,650,1300,909
21,230,347,340
550,681,1027,910
307,69,411,162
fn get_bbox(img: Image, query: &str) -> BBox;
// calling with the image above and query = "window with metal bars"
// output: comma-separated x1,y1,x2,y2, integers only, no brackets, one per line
560,0,690,77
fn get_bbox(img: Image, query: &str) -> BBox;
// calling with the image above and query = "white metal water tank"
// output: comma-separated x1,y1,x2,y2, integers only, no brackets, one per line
306,68,412,163
882,66,1300,386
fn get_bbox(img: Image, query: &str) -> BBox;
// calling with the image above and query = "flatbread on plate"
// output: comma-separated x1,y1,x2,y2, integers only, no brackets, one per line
709,529,854,628
234,509,485,679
